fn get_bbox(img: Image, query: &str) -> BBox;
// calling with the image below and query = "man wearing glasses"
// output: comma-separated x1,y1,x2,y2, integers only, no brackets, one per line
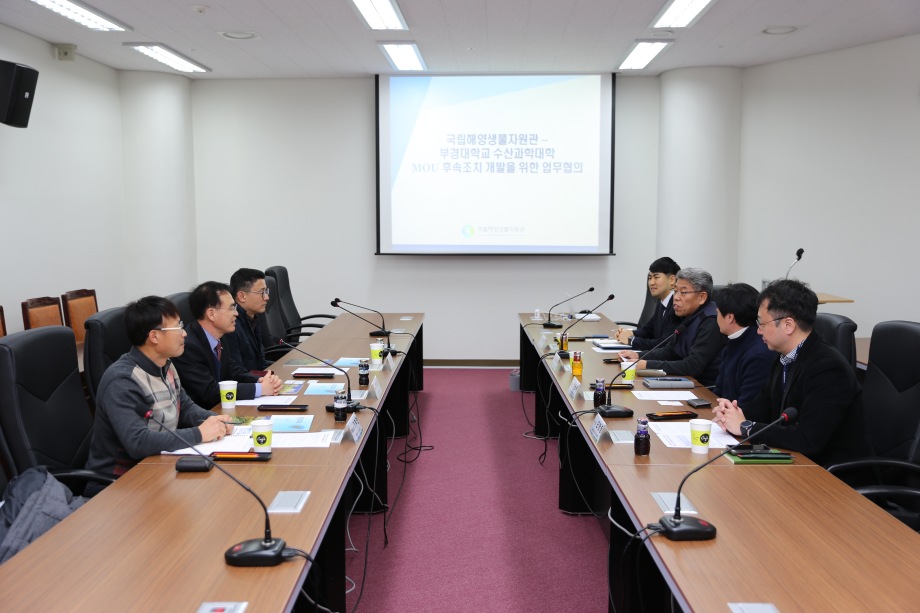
86,296,233,485
224,268,272,372
173,282,283,409
713,279,870,467
618,267,724,387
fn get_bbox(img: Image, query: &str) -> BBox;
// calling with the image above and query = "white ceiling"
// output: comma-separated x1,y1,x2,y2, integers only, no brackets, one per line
1,0,919,78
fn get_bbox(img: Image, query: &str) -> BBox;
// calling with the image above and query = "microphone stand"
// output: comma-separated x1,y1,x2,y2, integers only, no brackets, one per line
331,299,396,356
145,411,286,566
785,247,805,279
543,286,594,329
657,407,799,541
557,293,613,358
277,339,364,412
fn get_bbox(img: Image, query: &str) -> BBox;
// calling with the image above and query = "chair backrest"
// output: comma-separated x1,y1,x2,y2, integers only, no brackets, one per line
862,321,920,461
0,305,6,338
265,265,302,331
21,296,63,330
166,291,194,326
635,286,658,328
83,306,131,407
814,312,858,370
0,327,95,477
261,275,287,347
61,289,98,343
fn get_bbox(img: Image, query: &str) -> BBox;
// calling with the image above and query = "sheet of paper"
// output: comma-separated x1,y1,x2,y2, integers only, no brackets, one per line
269,415,314,432
631,390,698,401
350,390,369,400
278,380,304,395
163,436,252,455
649,422,738,449
658,400,684,406
235,395,297,406
591,347,622,354
292,367,346,376
271,431,334,448
303,381,346,395
333,358,362,367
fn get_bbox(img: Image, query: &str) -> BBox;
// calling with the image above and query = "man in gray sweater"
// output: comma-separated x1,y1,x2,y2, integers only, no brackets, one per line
85,296,233,483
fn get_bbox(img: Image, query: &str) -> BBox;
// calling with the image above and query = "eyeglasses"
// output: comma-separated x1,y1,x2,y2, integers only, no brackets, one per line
247,289,270,298
756,316,787,329
674,289,702,297
155,321,185,332
212,305,237,314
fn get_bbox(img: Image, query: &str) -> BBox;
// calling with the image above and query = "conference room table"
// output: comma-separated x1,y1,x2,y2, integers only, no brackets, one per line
519,313,920,612
0,313,424,613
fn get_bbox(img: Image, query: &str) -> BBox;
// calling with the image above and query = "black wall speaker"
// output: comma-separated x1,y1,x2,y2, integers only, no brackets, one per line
0,60,39,128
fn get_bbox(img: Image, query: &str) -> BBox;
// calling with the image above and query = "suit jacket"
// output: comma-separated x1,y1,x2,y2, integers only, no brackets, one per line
631,296,681,351
643,301,724,387
172,321,259,409
713,325,774,406
743,332,871,467
222,305,270,371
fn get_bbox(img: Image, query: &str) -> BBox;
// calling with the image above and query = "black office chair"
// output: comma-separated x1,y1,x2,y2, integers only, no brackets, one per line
261,276,291,361
814,312,858,371
0,327,114,495
265,265,335,341
165,291,193,327
83,306,130,408
616,285,657,329
828,320,920,529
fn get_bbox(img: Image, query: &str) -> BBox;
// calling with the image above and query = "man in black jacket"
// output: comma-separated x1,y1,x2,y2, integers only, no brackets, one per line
223,268,272,372
618,267,724,387
615,256,681,350
173,281,282,408
714,279,871,467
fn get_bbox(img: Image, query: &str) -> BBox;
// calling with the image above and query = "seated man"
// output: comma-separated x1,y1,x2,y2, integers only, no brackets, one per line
712,283,774,406
173,281,282,408
615,256,681,350
223,268,272,372
617,267,724,387
713,279,871,467
85,296,232,482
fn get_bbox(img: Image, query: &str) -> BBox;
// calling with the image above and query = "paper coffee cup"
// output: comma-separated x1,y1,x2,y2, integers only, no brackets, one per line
689,418,713,454
621,361,636,381
251,419,273,452
219,380,237,410
370,343,385,365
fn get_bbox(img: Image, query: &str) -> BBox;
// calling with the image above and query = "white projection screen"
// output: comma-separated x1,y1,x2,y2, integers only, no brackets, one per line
376,74,615,255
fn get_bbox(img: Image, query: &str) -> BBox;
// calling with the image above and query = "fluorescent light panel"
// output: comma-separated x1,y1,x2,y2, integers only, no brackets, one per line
126,44,209,73
618,41,670,70
29,0,130,31
381,44,425,71
654,0,717,28
352,0,408,30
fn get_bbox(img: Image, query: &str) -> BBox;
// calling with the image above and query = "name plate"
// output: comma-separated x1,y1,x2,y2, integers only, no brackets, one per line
369,376,383,399
384,352,395,371
589,413,609,443
552,353,563,371
346,414,363,443
567,377,582,400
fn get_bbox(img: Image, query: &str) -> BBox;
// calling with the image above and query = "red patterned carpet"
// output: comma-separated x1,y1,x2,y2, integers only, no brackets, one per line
344,368,608,612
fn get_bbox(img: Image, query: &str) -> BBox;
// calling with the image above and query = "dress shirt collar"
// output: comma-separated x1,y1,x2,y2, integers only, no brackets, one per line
661,291,673,309
780,338,807,367
727,326,748,341
202,326,219,353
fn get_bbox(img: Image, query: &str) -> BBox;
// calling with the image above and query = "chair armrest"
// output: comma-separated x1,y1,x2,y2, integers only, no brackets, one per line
857,484,920,502
614,321,638,327
827,458,920,475
299,314,336,322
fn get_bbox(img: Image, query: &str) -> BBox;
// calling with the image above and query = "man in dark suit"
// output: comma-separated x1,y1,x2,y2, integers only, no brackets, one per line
615,256,681,350
173,281,282,408
712,283,774,406
223,268,272,372
714,279,871,467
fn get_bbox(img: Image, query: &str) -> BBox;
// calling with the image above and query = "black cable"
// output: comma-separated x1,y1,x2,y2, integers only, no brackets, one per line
562,409,605,518
283,548,334,613
350,406,382,613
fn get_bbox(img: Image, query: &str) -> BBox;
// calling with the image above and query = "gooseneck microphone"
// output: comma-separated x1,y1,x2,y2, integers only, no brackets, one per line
657,407,799,541
543,286,594,329
785,248,805,279
144,411,286,566
557,294,614,358
332,298,388,337
277,339,361,410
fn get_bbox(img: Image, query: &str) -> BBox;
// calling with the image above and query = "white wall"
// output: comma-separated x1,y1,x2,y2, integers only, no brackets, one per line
191,77,657,360
738,33,920,335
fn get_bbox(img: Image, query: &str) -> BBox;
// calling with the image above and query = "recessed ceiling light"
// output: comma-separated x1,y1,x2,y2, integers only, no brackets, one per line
653,0,717,29
618,41,672,70
221,31,258,40
352,0,408,30
763,26,798,35
28,0,131,31
381,43,426,71
124,44,209,73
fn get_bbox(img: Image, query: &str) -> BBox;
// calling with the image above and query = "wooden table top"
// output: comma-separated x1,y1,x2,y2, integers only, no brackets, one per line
816,292,854,304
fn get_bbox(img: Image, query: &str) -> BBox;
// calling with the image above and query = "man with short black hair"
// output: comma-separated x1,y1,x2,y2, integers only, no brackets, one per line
618,267,724,387
173,281,282,408
224,268,272,372
615,256,681,350
714,279,871,467
712,283,774,406
86,296,232,482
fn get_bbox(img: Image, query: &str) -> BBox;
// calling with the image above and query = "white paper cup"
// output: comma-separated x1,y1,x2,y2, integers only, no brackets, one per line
621,361,637,381
251,419,273,452
689,418,713,454
370,343,385,365
219,380,237,410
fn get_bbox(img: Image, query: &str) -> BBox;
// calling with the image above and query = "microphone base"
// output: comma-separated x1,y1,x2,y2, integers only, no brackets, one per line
597,404,633,418
542,321,562,329
225,537,286,567
658,515,716,541
325,403,362,414
368,330,388,337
